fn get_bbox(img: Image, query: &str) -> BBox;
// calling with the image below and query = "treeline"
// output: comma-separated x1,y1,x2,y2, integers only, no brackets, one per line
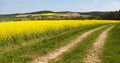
0,10,120,22
101,10,120,20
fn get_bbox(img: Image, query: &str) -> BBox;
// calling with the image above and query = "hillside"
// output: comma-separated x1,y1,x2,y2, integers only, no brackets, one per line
0,10,117,22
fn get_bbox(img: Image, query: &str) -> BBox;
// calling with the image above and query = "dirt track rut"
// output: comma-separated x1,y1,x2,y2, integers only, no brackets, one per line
32,26,106,63
84,25,115,63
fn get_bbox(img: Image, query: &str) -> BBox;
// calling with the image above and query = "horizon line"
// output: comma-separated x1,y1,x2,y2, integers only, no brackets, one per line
0,10,118,15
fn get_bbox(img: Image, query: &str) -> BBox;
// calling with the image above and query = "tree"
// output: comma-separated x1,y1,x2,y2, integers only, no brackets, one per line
101,10,120,20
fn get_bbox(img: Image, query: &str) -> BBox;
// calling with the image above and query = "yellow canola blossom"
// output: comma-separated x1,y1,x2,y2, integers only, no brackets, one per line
0,20,119,43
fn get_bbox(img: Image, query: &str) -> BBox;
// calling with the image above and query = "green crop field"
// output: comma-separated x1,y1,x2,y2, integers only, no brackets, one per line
0,20,120,63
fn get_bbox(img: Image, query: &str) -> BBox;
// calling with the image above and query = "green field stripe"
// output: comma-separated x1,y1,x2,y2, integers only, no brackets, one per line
0,24,100,54
101,23,120,63
0,24,106,63
0,26,81,54
49,25,112,63
0,24,105,54
0,26,77,48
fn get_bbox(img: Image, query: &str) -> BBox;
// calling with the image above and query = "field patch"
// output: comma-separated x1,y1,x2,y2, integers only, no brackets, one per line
0,20,119,63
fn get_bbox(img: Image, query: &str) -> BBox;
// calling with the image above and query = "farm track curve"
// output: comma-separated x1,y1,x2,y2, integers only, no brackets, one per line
32,25,107,63
84,25,115,63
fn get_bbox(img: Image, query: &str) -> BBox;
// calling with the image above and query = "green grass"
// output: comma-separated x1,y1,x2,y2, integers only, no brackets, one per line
0,24,106,63
0,26,77,56
0,26,74,47
101,23,120,63
49,25,111,63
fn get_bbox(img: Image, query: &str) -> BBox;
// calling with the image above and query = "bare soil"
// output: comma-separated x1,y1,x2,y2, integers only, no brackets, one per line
32,26,106,63
84,25,115,63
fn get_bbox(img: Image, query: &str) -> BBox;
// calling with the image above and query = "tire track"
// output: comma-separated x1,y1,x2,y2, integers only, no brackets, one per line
32,25,107,63
84,25,115,63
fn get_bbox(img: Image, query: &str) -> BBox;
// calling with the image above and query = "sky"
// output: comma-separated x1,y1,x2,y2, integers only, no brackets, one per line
0,0,120,14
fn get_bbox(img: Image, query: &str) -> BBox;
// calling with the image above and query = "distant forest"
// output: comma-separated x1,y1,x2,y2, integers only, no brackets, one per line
0,10,120,22
101,10,120,20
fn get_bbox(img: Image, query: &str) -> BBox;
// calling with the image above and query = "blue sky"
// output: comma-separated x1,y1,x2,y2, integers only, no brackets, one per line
0,0,120,14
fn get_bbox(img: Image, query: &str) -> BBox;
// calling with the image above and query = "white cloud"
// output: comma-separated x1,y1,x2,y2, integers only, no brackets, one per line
76,2,120,12
109,2,120,9
102,2,120,11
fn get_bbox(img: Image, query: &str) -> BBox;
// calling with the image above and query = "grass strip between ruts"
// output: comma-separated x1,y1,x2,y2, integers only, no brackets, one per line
0,24,106,63
49,25,111,63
